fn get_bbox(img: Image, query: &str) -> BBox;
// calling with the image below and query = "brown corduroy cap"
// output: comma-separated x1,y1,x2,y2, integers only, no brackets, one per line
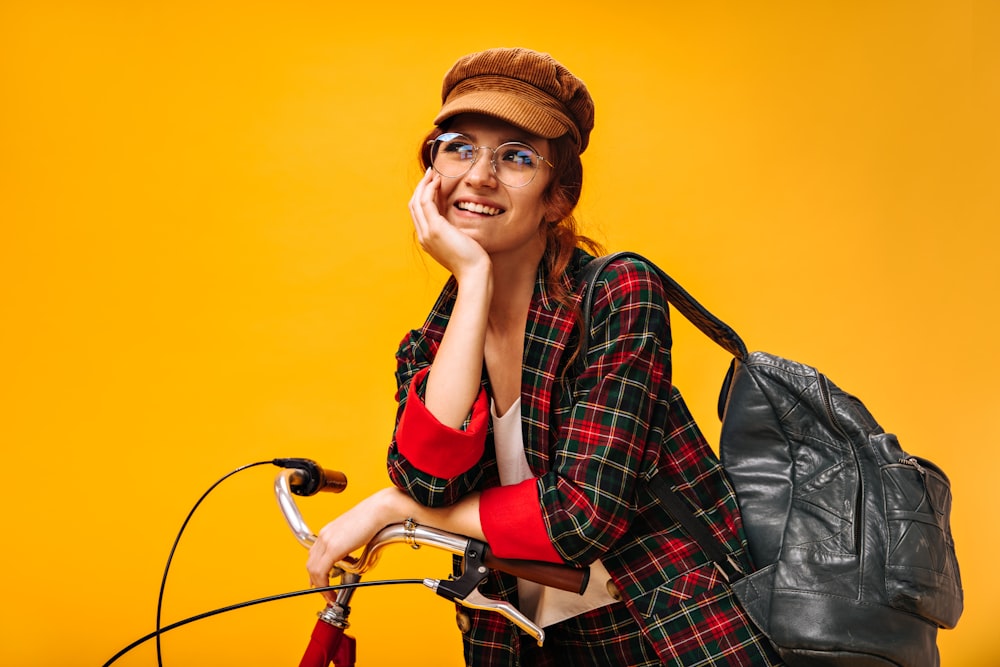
434,48,595,153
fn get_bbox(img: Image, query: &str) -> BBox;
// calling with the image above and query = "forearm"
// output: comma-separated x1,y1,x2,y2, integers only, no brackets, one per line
423,264,492,429
389,486,486,541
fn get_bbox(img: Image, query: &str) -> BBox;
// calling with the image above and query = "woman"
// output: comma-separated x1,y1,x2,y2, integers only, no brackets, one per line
307,47,781,666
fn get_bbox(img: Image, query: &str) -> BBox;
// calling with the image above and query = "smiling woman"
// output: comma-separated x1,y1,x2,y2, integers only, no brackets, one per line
304,47,783,667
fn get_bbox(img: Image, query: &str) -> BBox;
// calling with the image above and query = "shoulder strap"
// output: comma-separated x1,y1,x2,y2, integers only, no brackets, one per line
647,475,744,582
578,251,748,360
576,251,747,582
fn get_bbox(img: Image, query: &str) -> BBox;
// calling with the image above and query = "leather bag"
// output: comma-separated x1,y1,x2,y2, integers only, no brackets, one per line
578,252,963,667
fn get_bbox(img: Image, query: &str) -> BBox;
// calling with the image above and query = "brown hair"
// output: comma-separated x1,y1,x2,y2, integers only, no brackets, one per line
418,128,603,309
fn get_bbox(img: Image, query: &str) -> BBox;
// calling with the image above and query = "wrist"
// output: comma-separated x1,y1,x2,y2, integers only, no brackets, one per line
374,486,416,524
454,258,493,293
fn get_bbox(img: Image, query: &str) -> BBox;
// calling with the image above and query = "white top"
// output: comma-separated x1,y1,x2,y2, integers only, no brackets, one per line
491,397,620,628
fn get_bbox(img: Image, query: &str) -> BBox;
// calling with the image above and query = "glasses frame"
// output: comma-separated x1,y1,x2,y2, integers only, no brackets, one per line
426,132,555,188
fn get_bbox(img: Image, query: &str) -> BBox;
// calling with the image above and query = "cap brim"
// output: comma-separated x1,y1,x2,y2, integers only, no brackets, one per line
434,89,572,141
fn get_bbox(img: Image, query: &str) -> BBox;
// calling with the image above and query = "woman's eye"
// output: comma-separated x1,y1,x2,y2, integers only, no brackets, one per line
444,142,475,159
502,147,536,167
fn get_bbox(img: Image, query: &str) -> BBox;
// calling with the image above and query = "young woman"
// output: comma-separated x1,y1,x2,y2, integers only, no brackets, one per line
306,47,781,666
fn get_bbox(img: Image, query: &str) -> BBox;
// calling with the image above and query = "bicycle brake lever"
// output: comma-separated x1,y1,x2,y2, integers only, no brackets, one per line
422,536,545,646
436,585,545,646
422,579,545,646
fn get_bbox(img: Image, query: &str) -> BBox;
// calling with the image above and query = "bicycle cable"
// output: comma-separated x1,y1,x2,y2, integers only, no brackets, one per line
154,460,274,667
105,578,425,667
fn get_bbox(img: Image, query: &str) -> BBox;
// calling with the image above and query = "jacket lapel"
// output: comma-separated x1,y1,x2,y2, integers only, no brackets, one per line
519,252,588,473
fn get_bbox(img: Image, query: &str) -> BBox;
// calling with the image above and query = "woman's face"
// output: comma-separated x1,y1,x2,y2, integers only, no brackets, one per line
432,114,555,260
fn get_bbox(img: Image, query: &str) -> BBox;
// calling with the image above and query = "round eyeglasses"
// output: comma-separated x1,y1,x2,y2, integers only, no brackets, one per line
427,132,554,188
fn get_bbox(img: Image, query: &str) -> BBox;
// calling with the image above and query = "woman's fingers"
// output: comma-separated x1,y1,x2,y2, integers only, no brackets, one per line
409,169,435,224
304,490,395,606
306,539,337,605
410,168,442,246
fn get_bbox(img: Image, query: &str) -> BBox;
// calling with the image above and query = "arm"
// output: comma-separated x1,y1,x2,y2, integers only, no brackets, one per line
409,168,492,428
384,171,501,506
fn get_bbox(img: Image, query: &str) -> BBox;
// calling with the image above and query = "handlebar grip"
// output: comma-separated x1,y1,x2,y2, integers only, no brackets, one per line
284,464,348,496
316,468,347,493
482,546,589,595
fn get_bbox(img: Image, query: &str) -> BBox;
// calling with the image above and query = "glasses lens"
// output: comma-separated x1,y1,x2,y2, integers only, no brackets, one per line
430,133,477,178
495,142,539,187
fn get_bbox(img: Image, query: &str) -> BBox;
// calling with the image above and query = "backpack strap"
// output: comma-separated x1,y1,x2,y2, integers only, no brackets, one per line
647,475,745,582
577,251,748,360
575,251,747,583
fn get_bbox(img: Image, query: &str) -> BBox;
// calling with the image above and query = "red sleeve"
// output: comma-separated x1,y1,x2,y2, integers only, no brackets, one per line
395,367,489,478
480,479,563,563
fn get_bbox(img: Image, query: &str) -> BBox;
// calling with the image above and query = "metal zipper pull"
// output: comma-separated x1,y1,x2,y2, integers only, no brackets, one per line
899,456,927,476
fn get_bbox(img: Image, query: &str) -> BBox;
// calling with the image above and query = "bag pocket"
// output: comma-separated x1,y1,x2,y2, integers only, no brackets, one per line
881,449,963,628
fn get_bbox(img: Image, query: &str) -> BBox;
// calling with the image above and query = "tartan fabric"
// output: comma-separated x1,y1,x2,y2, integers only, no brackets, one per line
387,249,782,666
515,598,661,667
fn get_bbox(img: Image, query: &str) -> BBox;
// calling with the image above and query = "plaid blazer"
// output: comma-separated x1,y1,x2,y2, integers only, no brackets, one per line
387,250,779,666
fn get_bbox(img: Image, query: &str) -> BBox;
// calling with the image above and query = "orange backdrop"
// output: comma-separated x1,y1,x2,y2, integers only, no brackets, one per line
2,2,997,665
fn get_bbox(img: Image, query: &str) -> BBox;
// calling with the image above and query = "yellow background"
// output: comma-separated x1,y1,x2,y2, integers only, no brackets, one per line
2,2,996,665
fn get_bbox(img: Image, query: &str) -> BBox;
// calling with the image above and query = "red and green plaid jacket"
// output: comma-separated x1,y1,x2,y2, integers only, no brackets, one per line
387,250,778,666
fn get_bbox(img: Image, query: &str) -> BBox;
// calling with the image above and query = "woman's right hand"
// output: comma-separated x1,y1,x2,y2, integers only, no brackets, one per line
306,487,408,605
409,168,490,281
407,168,493,427
306,487,485,606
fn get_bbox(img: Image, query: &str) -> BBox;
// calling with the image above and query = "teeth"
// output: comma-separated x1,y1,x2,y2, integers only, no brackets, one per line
457,201,502,216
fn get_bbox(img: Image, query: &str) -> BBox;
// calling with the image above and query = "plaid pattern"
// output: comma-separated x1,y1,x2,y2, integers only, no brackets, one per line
387,250,781,666
517,598,660,667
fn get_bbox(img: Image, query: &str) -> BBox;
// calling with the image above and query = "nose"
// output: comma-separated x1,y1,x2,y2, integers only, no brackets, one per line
464,147,497,187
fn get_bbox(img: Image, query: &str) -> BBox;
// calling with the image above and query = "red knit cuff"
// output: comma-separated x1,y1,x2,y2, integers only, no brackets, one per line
396,368,488,478
480,479,563,563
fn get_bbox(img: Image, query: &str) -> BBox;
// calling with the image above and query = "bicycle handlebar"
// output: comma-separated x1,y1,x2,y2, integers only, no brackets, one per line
274,469,588,595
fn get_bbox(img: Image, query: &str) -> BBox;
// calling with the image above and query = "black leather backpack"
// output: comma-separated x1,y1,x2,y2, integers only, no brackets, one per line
579,252,963,667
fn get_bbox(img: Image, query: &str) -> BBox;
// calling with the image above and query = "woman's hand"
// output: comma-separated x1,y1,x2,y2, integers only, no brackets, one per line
306,487,411,605
409,168,490,281
306,486,485,605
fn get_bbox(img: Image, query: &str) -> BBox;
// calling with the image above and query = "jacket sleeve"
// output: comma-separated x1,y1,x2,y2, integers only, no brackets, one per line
386,327,494,507
481,257,673,565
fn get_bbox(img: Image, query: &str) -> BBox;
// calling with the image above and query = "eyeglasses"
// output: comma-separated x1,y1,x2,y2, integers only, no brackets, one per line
427,132,554,188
